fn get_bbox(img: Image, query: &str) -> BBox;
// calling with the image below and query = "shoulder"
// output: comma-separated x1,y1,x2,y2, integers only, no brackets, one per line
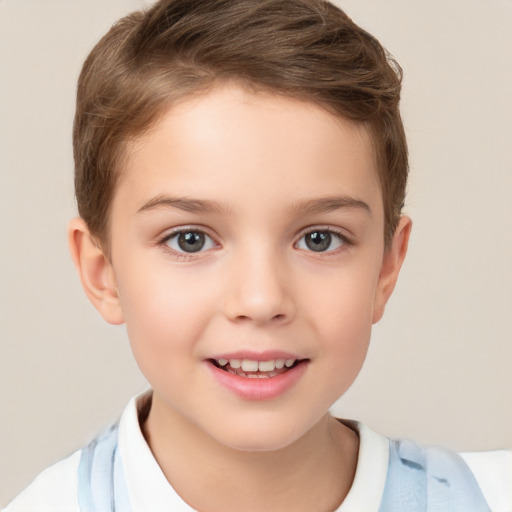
337,421,512,512
460,449,512,512
3,450,82,512
383,438,512,512
3,392,148,512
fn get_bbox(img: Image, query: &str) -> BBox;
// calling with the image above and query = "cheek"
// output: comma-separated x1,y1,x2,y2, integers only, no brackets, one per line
116,264,219,370
319,294,373,374
302,263,378,376
316,295,373,403
303,261,379,333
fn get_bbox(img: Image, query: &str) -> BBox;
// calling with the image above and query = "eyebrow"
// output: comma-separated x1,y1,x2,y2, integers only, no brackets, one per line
138,195,226,214
292,196,371,216
137,194,371,216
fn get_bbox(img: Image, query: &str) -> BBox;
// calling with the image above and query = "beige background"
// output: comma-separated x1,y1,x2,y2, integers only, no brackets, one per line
1,0,511,505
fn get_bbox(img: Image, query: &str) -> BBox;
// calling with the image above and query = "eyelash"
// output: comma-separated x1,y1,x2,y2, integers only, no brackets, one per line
295,227,353,255
157,227,219,260
156,226,353,259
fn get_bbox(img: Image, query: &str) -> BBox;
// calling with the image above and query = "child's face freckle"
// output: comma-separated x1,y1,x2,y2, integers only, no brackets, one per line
107,85,390,450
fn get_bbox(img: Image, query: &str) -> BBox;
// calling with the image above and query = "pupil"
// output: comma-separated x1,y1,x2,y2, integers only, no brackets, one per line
306,231,331,252
178,232,205,253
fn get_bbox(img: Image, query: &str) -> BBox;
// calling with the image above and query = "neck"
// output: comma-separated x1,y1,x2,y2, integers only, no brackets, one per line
142,393,359,512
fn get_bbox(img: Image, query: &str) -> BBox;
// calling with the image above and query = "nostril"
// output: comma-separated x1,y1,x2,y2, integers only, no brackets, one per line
233,314,251,322
224,291,295,324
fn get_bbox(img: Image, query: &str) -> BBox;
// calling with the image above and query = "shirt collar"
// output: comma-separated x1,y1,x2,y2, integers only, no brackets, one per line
118,391,389,512
118,390,195,511
337,420,389,511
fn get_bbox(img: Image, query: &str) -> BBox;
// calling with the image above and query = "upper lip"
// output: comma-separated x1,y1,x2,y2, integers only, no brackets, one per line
208,350,305,362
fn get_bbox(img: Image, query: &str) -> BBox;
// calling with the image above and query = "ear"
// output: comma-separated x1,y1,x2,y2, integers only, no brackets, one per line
68,218,124,325
372,216,412,323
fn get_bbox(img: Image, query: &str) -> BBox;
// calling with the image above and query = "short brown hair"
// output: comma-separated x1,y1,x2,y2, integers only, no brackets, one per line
74,0,408,250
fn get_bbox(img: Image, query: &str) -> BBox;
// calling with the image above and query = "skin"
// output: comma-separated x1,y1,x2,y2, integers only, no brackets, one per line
69,84,411,511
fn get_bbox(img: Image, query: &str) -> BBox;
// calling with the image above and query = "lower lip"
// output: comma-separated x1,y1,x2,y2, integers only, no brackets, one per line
206,361,308,401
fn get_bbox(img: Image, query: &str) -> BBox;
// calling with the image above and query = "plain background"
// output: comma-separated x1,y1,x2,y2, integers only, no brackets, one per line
1,0,511,505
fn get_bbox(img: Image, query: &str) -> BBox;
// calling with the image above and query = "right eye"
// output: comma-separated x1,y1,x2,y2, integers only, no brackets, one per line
163,230,216,253
295,229,347,253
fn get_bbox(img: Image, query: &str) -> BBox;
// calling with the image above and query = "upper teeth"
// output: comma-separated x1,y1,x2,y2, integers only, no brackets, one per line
217,358,296,372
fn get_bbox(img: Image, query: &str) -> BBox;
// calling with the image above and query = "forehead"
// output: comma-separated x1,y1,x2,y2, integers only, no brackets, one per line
116,85,382,218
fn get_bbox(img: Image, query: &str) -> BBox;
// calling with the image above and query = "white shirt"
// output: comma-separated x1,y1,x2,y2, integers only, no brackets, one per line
4,391,512,512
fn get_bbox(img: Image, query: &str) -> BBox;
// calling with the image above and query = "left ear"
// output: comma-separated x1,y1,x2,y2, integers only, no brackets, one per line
372,216,412,323
68,217,125,325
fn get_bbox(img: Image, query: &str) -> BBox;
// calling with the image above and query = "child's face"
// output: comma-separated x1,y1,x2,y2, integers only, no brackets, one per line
87,85,408,451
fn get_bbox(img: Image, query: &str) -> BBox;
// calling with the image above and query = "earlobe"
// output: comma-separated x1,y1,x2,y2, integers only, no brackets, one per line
372,216,412,324
68,218,124,325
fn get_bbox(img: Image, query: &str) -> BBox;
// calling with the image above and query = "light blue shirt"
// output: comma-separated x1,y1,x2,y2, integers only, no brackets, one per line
6,393,510,511
77,420,491,512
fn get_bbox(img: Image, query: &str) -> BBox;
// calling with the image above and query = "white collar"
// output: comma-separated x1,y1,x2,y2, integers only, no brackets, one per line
118,391,389,512
337,420,389,511
119,391,194,511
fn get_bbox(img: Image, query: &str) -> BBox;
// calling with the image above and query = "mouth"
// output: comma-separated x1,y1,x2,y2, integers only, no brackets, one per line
206,355,309,400
208,357,304,379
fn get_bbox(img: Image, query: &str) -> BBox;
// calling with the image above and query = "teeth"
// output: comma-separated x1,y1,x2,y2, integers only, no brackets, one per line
258,360,276,372
241,359,259,372
217,358,298,372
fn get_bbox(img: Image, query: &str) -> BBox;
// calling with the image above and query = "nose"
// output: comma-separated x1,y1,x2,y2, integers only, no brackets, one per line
223,246,296,325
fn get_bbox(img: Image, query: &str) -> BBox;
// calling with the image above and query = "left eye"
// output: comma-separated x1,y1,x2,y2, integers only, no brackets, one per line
164,230,216,253
296,230,345,253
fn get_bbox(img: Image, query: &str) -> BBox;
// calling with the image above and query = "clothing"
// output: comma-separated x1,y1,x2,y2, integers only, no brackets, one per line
4,391,512,512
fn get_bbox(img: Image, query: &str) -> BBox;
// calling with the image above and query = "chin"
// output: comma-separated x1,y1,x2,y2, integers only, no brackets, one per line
206,416,314,453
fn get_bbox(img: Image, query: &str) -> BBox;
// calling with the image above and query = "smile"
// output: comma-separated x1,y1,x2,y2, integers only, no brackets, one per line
207,355,308,400
210,358,299,378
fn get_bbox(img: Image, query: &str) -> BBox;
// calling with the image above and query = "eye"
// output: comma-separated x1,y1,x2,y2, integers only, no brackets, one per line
296,229,346,253
164,229,216,253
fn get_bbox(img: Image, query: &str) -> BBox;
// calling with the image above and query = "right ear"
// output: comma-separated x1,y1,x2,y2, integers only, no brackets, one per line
68,218,124,325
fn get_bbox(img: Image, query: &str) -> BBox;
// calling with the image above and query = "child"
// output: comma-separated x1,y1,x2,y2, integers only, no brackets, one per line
4,0,511,510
